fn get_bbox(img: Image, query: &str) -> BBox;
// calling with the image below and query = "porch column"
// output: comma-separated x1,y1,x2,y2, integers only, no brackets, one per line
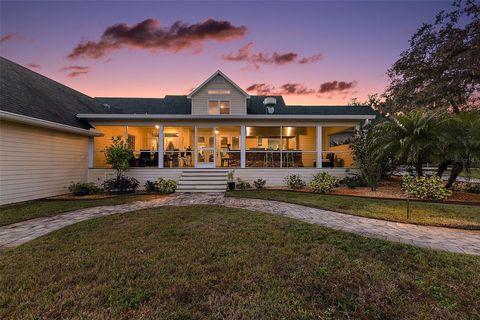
194,126,198,168
316,125,322,168
158,125,164,168
240,125,246,168
87,137,94,169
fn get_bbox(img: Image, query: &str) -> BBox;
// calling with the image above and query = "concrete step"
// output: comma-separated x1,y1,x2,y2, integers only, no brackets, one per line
178,180,226,185
181,172,228,177
176,169,228,193
176,189,225,193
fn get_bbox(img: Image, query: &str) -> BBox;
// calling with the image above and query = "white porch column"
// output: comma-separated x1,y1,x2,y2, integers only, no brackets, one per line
194,126,198,168
87,137,94,169
240,125,246,168
316,125,322,168
158,125,164,168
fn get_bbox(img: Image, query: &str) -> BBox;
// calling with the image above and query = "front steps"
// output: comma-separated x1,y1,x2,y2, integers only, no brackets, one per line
176,170,227,193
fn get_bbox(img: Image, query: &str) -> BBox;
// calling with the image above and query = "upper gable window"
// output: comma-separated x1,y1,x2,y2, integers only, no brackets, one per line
208,100,230,115
208,89,230,95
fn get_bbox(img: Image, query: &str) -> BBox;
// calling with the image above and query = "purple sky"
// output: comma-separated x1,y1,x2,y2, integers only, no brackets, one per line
0,1,452,105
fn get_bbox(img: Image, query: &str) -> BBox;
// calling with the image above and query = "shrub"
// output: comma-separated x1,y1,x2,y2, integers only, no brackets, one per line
253,178,266,189
144,180,157,193
104,136,133,179
69,182,100,196
401,175,452,200
340,175,366,189
465,183,480,194
157,178,176,194
102,176,139,193
227,170,235,182
284,174,306,190
236,178,252,190
309,172,337,193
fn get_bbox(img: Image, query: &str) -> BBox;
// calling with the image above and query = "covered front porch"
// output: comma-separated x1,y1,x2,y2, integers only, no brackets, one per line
90,123,359,170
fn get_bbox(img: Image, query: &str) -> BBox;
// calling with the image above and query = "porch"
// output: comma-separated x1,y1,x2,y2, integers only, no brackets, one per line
91,124,357,170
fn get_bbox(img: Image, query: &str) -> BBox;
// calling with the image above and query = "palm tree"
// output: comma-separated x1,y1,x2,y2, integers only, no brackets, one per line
372,110,447,176
437,112,480,188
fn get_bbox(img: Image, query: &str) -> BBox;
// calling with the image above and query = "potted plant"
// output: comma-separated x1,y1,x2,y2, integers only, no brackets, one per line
227,170,236,191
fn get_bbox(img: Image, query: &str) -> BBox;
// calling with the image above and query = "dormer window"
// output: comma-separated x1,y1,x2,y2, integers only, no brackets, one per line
208,100,230,115
208,89,230,95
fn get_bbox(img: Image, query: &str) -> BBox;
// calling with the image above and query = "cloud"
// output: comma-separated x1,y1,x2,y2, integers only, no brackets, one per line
246,83,315,95
61,65,91,77
0,33,18,44
68,18,247,59
246,80,358,96
318,81,357,93
25,63,41,70
221,42,322,69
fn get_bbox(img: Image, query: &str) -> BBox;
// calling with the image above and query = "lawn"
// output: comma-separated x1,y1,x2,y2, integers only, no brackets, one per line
459,168,480,179
0,194,164,226
227,190,480,229
1,205,479,319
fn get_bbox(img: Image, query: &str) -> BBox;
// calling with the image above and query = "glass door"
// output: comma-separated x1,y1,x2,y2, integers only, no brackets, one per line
196,127,215,168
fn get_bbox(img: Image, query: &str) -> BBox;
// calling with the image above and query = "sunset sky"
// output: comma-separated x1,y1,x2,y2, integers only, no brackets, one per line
0,1,452,105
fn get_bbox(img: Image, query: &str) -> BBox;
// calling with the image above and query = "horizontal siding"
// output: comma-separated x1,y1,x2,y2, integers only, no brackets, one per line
192,76,247,115
0,120,88,205
88,168,355,188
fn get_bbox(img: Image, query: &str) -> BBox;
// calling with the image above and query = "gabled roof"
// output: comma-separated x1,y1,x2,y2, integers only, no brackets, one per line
0,57,109,129
187,70,250,98
95,96,191,114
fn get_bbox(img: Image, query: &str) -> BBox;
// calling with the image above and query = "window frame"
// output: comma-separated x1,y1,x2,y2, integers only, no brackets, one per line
207,99,231,115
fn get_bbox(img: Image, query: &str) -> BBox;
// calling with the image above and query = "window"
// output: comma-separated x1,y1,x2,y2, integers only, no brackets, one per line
208,89,230,95
208,100,230,115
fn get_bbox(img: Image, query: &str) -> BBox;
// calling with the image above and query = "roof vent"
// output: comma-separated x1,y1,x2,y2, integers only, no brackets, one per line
263,97,276,114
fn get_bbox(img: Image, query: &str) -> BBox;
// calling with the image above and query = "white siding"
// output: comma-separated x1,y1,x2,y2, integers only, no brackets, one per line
0,120,88,205
191,76,247,115
88,168,354,188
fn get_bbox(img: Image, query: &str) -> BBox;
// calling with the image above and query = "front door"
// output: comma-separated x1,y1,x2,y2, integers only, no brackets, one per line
196,127,215,168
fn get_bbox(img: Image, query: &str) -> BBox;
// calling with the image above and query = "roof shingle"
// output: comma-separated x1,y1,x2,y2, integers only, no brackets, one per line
0,57,109,129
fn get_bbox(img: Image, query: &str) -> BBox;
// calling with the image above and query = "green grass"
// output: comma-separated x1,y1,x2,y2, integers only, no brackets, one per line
227,190,480,229
1,205,479,319
0,194,163,226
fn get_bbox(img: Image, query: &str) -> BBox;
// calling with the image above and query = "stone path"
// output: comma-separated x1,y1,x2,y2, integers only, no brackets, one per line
1,193,480,255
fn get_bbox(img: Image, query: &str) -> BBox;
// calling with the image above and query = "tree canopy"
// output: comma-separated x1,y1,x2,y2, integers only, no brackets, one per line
382,0,480,114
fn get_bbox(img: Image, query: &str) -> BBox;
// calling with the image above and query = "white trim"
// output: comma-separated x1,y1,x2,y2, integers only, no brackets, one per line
187,70,250,98
158,125,164,168
240,125,246,168
1,110,103,136
88,137,94,168
316,125,323,168
195,126,216,168
77,114,377,120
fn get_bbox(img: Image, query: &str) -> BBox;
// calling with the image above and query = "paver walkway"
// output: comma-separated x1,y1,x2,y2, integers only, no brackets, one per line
1,193,480,255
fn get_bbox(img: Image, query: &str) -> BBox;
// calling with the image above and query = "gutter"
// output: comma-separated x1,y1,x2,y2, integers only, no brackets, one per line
77,114,377,120
0,110,103,137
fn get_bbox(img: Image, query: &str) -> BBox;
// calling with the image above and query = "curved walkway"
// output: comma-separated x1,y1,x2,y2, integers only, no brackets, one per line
1,193,480,255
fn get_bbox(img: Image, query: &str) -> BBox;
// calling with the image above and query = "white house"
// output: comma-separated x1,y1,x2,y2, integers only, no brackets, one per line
0,57,377,204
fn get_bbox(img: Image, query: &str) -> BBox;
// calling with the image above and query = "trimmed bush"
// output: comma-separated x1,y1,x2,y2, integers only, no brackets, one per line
144,180,158,193
340,175,366,189
284,174,306,190
144,178,176,193
102,176,139,193
253,178,266,189
236,178,252,190
69,182,100,196
157,178,176,194
309,172,337,193
401,175,452,200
